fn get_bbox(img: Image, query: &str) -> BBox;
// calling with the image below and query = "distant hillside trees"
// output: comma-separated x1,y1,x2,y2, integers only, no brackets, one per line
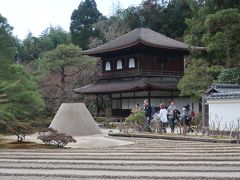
16,26,71,63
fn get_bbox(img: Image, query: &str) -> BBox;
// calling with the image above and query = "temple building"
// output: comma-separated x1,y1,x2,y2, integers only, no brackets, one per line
74,28,204,117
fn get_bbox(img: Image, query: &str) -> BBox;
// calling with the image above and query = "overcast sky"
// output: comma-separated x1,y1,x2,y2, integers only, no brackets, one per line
0,0,143,40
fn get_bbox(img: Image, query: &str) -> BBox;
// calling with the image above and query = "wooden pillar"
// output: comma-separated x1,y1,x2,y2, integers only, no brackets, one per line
148,91,150,104
137,56,140,75
110,93,112,116
120,93,123,117
96,94,99,117
125,57,127,69
171,91,173,99
120,93,122,110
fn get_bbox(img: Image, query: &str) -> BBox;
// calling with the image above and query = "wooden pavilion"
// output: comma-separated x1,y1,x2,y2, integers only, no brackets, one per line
74,28,204,117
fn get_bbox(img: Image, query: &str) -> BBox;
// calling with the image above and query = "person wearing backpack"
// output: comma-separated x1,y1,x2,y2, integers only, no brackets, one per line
183,104,194,133
151,105,156,119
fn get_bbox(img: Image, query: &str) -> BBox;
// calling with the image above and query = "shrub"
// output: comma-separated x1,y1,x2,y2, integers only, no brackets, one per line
0,120,9,134
125,111,145,125
38,128,76,148
7,121,35,142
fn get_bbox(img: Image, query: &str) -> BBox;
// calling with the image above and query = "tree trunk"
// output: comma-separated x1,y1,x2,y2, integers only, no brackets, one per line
60,66,66,103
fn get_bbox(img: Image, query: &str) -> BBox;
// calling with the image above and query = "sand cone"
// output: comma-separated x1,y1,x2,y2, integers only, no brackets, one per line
49,103,102,136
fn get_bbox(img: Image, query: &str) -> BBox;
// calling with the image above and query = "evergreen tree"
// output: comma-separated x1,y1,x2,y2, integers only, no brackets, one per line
179,1,240,100
202,8,240,67
38,26,71,52
184,0,240,46
0,14,15,70
17,26,71,63
39,44,96,115
70,0,102,49
122,6,142,30
16,32,41,63
4,64,45,119
161,0,192,40
0,15,44,121
178,59,222,101
217,68,240,84
138,0,164,32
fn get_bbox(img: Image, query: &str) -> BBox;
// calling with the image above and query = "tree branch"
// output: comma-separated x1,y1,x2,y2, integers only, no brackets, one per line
41,84,61,89
65,70,80,77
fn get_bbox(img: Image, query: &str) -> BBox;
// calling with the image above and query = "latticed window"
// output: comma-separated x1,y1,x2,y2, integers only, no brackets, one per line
129,58,135,68
105,61,111,71
116,59,123,70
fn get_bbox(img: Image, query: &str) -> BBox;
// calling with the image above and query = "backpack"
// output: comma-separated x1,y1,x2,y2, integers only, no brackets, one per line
191,111,196,118
151,107,155,118
191,111,195,118
186,111,192,121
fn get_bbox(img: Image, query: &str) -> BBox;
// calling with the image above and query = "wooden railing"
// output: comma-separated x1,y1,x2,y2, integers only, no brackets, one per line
140,69,183,77
96,69,183,79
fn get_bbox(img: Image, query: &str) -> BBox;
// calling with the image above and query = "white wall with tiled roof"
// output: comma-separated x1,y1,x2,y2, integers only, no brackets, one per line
208,99,240,130
206,83,240,130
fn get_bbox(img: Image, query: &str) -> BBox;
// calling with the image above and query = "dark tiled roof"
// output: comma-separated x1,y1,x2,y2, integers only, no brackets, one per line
74,79,178,94
206,83,240,94
207,92,240,100
83,28,205,55
206,83,240,100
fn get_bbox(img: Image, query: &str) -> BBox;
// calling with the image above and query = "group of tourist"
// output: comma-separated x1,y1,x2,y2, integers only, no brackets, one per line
142,99,194,133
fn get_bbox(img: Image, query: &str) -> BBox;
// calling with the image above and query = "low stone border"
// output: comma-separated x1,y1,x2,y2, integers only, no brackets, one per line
108,132,237,144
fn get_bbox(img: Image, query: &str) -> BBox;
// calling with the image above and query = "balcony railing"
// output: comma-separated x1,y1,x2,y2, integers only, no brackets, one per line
141,69,183,77
95,69,183,79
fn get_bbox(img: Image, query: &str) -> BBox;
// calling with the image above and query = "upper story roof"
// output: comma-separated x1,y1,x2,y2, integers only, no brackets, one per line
83,28,205,56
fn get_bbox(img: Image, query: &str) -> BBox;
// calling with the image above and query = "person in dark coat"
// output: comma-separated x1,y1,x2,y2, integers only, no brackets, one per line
182,104,193,133
143,99,152,126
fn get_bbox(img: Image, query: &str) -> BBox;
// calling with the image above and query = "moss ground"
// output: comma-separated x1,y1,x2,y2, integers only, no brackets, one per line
0,138,56,149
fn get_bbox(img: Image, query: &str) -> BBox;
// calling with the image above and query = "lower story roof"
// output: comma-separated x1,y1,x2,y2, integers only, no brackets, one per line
74,79,178,94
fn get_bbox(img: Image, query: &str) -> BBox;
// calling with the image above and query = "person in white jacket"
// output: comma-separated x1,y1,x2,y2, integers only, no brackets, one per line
158,103,168,133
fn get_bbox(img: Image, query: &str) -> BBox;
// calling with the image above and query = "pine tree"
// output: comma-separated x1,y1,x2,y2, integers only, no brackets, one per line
0,15,44,121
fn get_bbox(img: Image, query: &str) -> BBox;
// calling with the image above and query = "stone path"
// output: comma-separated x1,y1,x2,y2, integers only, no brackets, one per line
0,138,240,179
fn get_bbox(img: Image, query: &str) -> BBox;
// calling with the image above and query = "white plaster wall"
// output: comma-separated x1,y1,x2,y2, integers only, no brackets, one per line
208,100,240,130
150,98,168,107
122,99,129,109
174,97,199,114
122,98,146,109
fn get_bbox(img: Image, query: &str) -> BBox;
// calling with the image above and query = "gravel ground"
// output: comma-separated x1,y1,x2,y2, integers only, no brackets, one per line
0,137,240,179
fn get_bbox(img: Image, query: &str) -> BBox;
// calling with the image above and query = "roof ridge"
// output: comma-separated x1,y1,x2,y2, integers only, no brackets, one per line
207,92,240,100
83,27,205,55
212,83,240,88
212,92,240,95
